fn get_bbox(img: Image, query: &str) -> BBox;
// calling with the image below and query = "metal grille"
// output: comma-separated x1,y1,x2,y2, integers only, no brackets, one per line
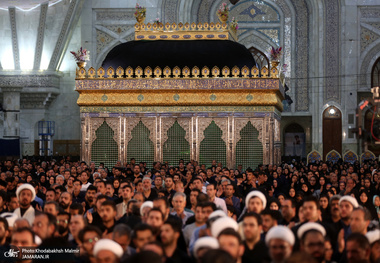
249,47,269,70
127,121,154,168
236,121,263,170
91,121,118,169
163,121,190,166
199,121,226,168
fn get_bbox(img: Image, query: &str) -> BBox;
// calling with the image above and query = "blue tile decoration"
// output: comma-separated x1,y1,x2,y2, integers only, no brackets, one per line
239,5,266,19
343,150,358,164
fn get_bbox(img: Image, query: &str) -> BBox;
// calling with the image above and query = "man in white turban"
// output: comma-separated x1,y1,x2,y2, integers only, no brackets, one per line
13,184,36,225
265,225,295,263
93,239,124,263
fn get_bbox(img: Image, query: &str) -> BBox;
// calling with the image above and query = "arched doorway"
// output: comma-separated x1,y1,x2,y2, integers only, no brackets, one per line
283,123,305,162
323,106,342,157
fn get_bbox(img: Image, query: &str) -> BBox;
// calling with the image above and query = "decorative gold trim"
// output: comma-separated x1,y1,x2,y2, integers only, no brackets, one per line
76,65,280,79
76,78,283,93
80,105,280,113
134,22,229,41
76,90,283,111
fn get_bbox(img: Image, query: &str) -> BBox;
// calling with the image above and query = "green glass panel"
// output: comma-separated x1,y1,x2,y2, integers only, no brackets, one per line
163,121,190,166
91,121,118,169
236,121,263,170
199,121,226,167
127,121,154,168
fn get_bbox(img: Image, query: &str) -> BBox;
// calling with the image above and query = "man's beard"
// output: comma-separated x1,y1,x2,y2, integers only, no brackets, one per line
20,199,30,208
58,225,68,235
60,202,69,209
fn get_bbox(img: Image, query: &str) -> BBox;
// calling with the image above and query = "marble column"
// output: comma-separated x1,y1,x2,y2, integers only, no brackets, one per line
2,86,22,138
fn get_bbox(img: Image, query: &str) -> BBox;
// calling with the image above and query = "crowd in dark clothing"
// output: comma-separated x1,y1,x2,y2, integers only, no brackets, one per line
0,157,379,263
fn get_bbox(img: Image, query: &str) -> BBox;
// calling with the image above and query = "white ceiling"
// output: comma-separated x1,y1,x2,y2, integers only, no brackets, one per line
0,0,63,11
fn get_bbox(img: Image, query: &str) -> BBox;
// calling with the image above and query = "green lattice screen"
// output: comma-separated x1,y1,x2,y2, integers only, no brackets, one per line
199,121,226,167
91,121,118,169
127,121,154,168
236,121,263,170
163,121,190,166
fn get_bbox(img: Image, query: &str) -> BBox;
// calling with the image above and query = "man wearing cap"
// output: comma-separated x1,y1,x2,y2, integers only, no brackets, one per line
339,195,359,241
193,236,219,261
265,225,295,263
239,190,266,222
298,222,326,263
13,183,35,225
366,229,380,263
93,238,124,263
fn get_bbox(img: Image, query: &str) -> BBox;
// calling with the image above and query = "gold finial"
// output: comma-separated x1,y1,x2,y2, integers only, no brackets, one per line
261,66,269,78
231,66,240,77
192,66,200,78
97,67,105,78
163,66,171,78
251,66,259,78
144,66,153,78
135,66,143,78
126,66,134,78
202,66,210,78
88,67,96,78
107,67,115,78
116,66,124,78
173,66,181,78
154,66,162,78
182,66,190,77
222,66,230,78
212,66,220,78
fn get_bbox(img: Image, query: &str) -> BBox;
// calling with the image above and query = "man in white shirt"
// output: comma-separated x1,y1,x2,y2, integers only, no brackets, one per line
206,184,227,214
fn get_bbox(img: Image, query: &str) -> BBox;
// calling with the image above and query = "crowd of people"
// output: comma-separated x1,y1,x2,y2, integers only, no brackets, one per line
0,157,379,263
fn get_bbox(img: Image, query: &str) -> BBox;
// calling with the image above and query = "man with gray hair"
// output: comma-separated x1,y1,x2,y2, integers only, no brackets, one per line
171,192,193,227
113,224,136,260
142,177,158,201
56,175,65,186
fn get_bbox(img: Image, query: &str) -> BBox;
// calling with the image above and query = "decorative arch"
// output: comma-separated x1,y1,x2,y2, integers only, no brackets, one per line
91,121,118,168
199,120,227,167
235,121,263,170
307,150,322,164
163,121,191,165
361,150,376,164
126,121,155,167
323,106,342,157
96,27,135,68
325,150,341,164
359,43,380,90
343,150,358,164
